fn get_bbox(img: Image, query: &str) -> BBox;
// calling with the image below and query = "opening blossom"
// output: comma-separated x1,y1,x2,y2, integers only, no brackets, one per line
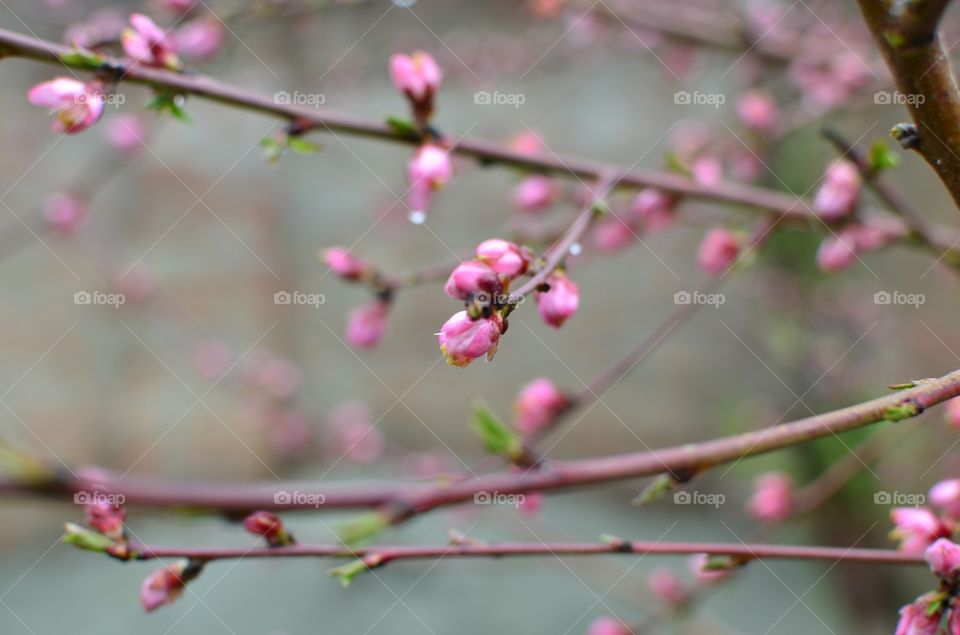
122,13,180,70
27,78,105,134
84,499,126,541
407,143,453,217
535,271,580,329
890,507,952,553
513,377,568,437
697,228,742,277
925,538,960,579
813,160,862,221
438,311,503,367
895,594,943,635
747,472,793,523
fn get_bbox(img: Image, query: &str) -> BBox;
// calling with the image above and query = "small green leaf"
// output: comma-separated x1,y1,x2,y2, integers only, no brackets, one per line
63,523,116,553
385,115,419,138
867,140,899,172
701,554,742,571
288,137,321,155
329,559,368,587
883,30,906,49
884,402,920,423
146,91,190,123
471,401,522,461
337,512,388,546
59,48,105,69
632,474,678,506
0,439,52,483
663,151,692,177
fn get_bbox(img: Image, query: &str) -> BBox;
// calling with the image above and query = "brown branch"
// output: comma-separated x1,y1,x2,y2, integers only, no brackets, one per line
127,539,923,566
856,0,960,210
0,27,955,254
5,367,960,521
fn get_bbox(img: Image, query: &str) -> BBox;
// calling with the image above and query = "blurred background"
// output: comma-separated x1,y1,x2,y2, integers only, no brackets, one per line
0,0,958,632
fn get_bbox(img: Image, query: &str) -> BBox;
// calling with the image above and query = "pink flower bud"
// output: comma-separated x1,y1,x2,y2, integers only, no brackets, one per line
736,90,779,133
475,239,532,278
891,507,952,553
816,231,858,273
42,193,86,234
407,144,453,215
586,616,632,635
444,260,503,301
390,51,442,104
591,216,636,252
243,511,294,547
173,18,224,60
925,538,960,578
438,311,503,367
511,175,557,213
945,397,960,430
103,114,147,154
689,553,732,584
326,401,385,464
123,14,180,69
647,568,687,607
84,499,126,540
28,77,105,134
697,228,742,277
747,472,793,523
692,157,723,187
513,378,568,436
345,299,390,349
930,479,960,519
895,595,943,635
141,560,198,612
509,131,543,156
813,160,861,221
535,271,579,328
630,188,675,232
322,246,371,281
255,357,302,400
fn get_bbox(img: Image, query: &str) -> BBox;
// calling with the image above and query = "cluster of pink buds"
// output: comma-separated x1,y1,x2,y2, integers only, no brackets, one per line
590,187,676,253
697,228,742,277
141,559,202,612
513,377,568,437
122,14,181,70
894,538,960,633
243,511,295,547
813,160,862,221
747,471,794,523
438,239,536,366
27,78,105,134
